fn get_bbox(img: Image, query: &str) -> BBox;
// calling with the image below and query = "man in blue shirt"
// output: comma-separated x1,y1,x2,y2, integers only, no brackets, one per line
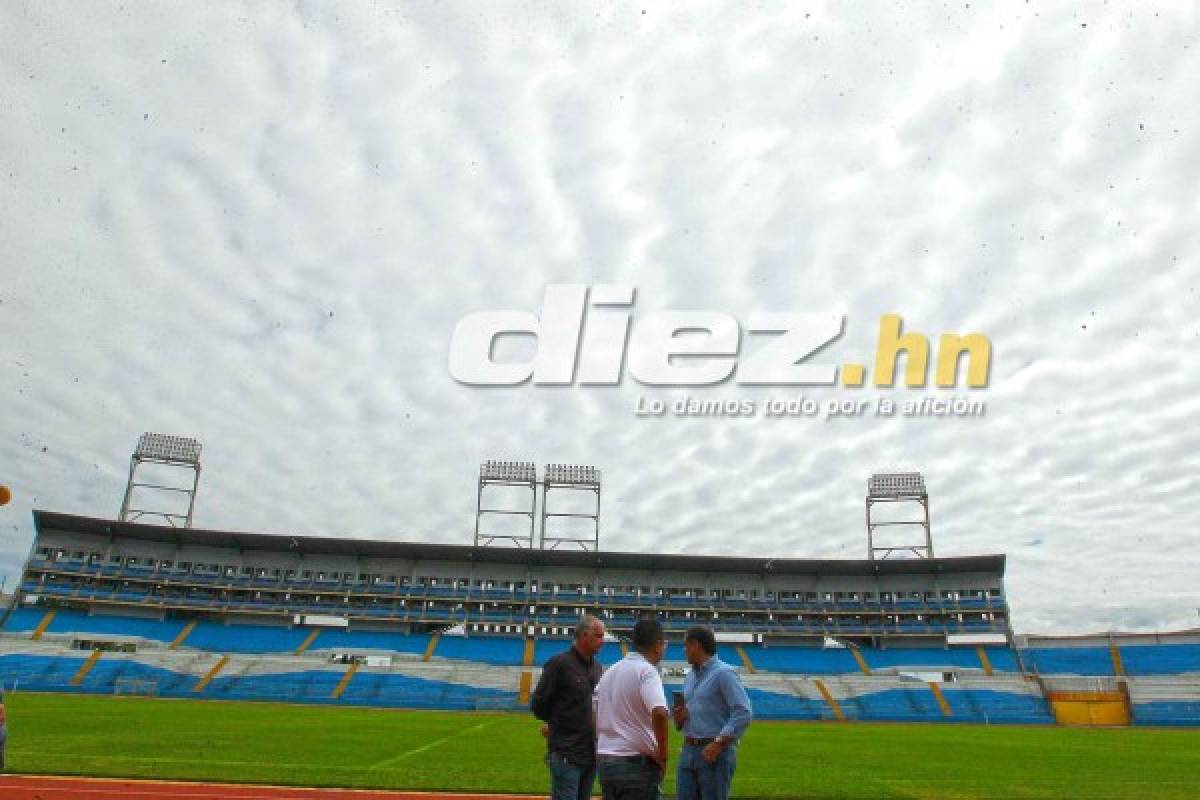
671,626,753,800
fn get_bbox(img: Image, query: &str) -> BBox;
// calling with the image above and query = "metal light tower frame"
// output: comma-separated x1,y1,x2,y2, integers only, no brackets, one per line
474,461,538,548
118,433,202,528
540,463,601,551
866,472,933,561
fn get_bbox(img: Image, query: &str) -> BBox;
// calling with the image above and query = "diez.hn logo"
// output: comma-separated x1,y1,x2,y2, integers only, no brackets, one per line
449,285,991,388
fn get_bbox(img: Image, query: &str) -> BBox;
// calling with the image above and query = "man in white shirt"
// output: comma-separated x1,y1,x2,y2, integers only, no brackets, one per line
593,618,670,800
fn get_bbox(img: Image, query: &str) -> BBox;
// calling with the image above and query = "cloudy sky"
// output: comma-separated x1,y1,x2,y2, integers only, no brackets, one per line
3,2,1198,633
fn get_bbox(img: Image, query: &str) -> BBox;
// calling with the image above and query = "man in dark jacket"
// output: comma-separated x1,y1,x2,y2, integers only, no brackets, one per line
531,614,606,800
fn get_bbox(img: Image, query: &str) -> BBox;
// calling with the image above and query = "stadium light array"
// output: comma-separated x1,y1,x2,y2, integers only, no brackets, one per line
868,472,927,499
480,460,537,482
134,433,202,465
544,464,600,486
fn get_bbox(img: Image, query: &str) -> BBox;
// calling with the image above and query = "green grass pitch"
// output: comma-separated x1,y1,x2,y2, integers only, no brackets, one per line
5,693,1199,798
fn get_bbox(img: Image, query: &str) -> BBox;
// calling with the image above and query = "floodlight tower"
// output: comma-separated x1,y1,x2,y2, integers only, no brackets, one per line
540,464,601,551
118,433,203,528
474,460,538,548
866,472,933,561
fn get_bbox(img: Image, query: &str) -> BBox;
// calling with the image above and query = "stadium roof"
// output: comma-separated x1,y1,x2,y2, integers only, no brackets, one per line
33,510,1005,577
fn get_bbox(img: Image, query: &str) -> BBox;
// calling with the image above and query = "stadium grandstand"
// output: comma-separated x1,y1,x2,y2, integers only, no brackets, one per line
0,435,1196,727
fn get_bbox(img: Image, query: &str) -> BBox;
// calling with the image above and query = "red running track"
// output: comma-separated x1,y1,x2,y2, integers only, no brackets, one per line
0,775,544,800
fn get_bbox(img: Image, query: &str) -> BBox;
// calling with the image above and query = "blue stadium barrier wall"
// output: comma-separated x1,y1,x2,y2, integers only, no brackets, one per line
1132,702,1200,727
5,653,1196,726
0,654,516,709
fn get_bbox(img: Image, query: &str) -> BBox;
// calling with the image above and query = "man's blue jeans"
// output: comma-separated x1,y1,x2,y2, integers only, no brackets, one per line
596,754,663,800
547,750,597,800
676,742,736,800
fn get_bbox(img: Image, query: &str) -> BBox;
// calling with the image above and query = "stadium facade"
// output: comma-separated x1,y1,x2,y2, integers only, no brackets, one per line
2,509,1197,727
15,511,1009,646
0,444,1195,728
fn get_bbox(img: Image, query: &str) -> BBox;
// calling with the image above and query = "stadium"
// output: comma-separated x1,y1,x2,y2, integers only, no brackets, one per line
0,434,1197,799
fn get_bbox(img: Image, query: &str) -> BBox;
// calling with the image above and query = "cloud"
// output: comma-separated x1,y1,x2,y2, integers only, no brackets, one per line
2,1,1198,633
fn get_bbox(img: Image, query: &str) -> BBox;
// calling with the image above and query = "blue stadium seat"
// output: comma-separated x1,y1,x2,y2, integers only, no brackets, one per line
864,647,999,672
534,639,575,666
312,629,431,656
33,609,189,643
940,687,1054,724
742,646,862,674
1120,644,1200,676
0,654,89,690
436,636,526,666
1,608,52,632
598,642,625,664
338,670,516,710
185,622,309,653
1022,647,1114,676
0,651,1182,725
745,687,831,720
845,688,945,722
